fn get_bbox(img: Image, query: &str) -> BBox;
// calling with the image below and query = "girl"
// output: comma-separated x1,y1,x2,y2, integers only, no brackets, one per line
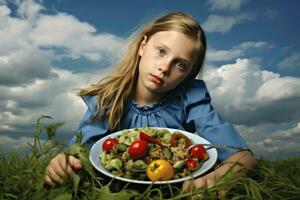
45,12,257,192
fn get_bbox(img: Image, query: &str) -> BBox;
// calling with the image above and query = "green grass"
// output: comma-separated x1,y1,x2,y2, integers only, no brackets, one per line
0,116,299,200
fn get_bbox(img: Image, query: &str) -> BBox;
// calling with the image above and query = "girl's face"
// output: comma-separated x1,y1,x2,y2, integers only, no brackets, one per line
137,31,198,98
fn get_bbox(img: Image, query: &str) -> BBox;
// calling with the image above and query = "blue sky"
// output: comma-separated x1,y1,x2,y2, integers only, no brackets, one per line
0,0,299,159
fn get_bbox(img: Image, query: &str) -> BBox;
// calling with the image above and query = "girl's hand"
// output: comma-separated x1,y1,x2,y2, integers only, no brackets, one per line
182,150,257,196
182,168,224,197
44,153,82,186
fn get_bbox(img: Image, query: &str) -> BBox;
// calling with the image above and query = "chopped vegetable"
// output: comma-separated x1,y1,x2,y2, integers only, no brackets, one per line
162,148,172,160
161,132,172,144
170,132,192,148
110,158,122,170
173,160,186,169
132,160,147,170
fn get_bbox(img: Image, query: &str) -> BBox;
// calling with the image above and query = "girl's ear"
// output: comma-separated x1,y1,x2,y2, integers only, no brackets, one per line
138,36,147,56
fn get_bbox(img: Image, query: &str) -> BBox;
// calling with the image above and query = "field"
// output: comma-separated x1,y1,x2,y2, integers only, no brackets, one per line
0,116,299,199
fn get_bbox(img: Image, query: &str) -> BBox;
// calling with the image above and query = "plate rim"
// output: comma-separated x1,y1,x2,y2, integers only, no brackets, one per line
89,127,218,184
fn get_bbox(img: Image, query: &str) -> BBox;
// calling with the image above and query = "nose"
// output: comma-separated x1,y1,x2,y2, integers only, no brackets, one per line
158,58,172,76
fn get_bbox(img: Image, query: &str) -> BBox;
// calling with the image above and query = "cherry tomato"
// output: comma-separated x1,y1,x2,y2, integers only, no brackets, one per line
185,159,199,171
128,140,148,160
146,160,174,181
102,138,118,152
189,144,208,160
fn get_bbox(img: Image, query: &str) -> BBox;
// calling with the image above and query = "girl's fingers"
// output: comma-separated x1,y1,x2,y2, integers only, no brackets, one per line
57,154,82,170
182,180,190,192
183,177,206,192
44,154,82,186
68,155,82,170
183,177,225,198
55,155,79,178
193,177,208,188
182,176,215,191
44,174,56,186
46,166,64,184
45,154,68,185
51,157,68,178
182,180,204,200
63,164,76,178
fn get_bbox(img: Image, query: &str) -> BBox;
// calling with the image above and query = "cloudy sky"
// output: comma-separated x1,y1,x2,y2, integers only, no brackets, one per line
0,0,299,159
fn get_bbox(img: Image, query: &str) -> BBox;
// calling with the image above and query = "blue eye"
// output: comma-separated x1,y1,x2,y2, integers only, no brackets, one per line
157,48,166,56
176,62,186,71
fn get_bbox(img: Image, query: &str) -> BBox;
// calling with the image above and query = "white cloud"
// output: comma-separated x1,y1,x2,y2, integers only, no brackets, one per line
278,52,300,70
272,122,300,139
207,41,273,62
204,58,300,125
207,49,242,62
0,46,55,86
203,14,254,33
17,0,44,22
0,135,34,154
237,41,273,50
256,76,300,101
0,5,30,54
0,67,109,134
207,0,248,11
246,122,300,158
0,134,61,155
30,13,123,61
0,1,123,62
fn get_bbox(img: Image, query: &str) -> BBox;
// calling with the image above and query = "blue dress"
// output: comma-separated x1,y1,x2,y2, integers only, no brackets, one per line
70,79,248,161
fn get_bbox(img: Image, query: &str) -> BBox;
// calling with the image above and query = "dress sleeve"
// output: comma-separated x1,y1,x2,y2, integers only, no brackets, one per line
69,95,109,146
183,80,249,161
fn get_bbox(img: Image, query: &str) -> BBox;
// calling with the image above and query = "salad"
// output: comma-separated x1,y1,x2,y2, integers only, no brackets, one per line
99,127,208,181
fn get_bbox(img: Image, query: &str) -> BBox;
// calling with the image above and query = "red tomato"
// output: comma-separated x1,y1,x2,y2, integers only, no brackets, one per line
102,138,118,152
128,140,148,160
189,144,208,160
185,159,199,171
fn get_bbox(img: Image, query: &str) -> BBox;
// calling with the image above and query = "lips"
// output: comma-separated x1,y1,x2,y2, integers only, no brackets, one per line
150,74,164,85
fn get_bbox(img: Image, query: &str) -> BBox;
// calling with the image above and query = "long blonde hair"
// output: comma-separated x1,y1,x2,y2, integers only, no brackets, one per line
79,12,206,131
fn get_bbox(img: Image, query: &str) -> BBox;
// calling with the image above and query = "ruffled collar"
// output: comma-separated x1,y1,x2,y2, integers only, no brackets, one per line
128,86,184,114
130,99,163,112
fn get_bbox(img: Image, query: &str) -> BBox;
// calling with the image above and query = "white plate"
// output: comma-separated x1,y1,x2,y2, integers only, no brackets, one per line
89,127,218,184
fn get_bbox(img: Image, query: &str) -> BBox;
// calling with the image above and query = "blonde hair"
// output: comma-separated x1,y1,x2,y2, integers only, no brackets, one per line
79,12,206,131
